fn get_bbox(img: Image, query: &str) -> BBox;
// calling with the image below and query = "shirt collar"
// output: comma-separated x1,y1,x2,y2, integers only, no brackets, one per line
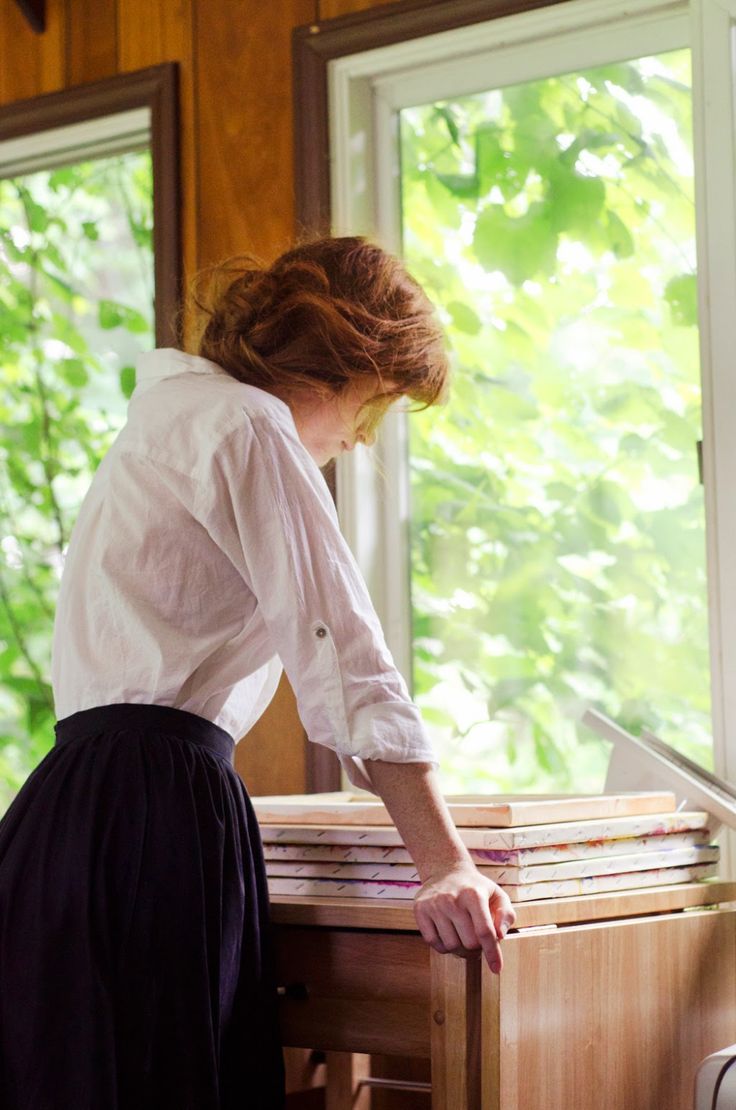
133,348,225,397
132,348,293,422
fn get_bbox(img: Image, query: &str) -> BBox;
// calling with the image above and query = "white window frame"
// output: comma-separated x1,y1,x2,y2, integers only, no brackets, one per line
329,0,736,795
0,108,151,178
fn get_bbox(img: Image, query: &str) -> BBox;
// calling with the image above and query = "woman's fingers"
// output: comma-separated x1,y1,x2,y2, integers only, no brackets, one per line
414,904,461,953
435,917,466,953
489,886,517,939
414,869,518,974
416,892,500,969
461,890,505,971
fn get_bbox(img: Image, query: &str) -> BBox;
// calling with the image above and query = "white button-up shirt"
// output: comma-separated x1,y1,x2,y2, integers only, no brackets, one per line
51,348,438,792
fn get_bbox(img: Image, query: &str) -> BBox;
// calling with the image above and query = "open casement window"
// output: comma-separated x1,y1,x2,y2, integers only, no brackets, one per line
0,66,180,804
294,1,736,803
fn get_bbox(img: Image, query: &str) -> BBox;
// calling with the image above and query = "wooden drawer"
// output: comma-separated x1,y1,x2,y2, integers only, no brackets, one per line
274,926,431,1057
485,909,736,1110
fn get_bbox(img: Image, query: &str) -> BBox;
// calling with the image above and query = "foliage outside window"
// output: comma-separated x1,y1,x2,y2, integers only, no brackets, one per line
0,151,153,809
400,50,710,793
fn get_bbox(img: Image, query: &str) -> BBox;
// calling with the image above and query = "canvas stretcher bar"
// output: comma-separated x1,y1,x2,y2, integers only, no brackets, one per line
583,708,736,836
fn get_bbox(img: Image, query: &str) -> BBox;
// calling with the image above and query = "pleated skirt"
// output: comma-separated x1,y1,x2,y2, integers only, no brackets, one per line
0,703,286,1110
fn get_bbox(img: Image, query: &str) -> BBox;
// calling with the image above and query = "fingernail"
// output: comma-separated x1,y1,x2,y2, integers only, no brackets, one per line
491,961,501,974
499,924,508,939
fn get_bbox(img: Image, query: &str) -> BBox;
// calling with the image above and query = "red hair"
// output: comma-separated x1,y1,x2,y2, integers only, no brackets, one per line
189,236,449,428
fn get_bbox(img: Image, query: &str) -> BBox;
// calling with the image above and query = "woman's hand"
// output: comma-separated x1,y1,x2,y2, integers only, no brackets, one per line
361,758,517,974
413,862,516,974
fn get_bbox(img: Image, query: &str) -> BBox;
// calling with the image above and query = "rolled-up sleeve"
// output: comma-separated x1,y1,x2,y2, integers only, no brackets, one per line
193,409,438,793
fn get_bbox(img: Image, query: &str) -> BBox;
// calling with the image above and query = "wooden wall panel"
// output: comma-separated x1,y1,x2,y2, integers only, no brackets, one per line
66,0,117,85
0,0,66,104
235,674,308,795
319,0,390,17
117,0,197,329
194,0,313,268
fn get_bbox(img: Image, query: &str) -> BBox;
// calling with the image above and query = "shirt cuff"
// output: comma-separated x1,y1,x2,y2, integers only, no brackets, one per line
338,751,440,797
341,700,439,764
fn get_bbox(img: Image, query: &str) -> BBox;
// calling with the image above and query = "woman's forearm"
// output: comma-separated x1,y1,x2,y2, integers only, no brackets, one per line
362,759,473,882
363,757,517,973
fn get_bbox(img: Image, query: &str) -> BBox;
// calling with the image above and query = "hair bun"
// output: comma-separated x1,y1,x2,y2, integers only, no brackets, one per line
187,236,449,409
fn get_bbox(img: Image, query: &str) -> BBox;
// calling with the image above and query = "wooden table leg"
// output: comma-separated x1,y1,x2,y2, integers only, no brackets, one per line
325,1051,371,1110
481,957,501,1110
430,950,481,1110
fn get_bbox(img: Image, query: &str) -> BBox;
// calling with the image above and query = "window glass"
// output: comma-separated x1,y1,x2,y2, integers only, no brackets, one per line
399,50,709,791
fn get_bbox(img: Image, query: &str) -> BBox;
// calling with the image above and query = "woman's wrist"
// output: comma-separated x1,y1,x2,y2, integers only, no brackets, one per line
362,758,474,881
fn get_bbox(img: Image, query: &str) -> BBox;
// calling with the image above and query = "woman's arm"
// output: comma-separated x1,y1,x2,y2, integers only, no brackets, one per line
363,759,517,973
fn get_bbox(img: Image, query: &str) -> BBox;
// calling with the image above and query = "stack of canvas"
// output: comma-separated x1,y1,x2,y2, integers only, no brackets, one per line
254,792,718,903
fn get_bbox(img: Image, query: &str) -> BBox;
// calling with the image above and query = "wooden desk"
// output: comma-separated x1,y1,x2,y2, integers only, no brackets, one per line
271,882,736,1110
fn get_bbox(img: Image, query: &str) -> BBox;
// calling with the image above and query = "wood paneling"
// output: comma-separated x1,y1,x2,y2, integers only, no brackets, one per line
38,0,66,91
66,0,117,84
319,0,388,16
235,674,307,795
0,0,66,104
117,0,190,67
195,0,313,268
117,0,197,334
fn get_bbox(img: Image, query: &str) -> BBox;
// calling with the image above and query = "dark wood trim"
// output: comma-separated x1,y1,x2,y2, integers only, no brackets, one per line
14,0,45,34
0,64,182,346
293,0,571,791
306,740,343,794
293,0,571,236
311,461,339,791
148,66,182,347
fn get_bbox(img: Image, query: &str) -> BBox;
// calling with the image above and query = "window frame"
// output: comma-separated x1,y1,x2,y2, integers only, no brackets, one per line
293,0,572,793
294,0,736,798
0,63,181,346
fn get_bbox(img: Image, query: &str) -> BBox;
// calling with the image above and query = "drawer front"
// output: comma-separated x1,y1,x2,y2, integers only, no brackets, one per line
274,926,431,1057
491,909,736,1110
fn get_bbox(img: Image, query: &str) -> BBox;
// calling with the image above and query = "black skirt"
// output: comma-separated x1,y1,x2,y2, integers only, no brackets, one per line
0,703,286,1110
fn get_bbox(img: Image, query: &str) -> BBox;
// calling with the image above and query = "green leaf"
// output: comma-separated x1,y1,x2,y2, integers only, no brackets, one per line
473,202,558,285
43,271,75,303
436,173,478,198
98,300,124,329
119,365,136,399
475,122,508,191
58,359,89,388
547,165,606,235
665,273,698,327
447,301,482,335
23,197,49,233
130,223,152,249
433,105,460,147
589,62,645,95
48,166,76,190
98,300,149,333
81,221,99,241
604,211,635,258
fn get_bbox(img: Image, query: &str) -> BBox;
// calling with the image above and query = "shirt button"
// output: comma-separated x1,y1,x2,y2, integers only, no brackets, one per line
315,626,327,638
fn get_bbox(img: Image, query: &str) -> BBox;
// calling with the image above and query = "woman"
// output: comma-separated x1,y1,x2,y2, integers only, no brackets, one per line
0,236,515,1108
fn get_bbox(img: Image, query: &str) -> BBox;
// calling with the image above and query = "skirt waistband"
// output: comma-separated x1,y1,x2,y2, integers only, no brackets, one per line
54,703,235,761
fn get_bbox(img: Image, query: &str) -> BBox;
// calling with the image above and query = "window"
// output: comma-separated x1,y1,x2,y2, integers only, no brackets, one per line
0,67,179,806
321,0,736,792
